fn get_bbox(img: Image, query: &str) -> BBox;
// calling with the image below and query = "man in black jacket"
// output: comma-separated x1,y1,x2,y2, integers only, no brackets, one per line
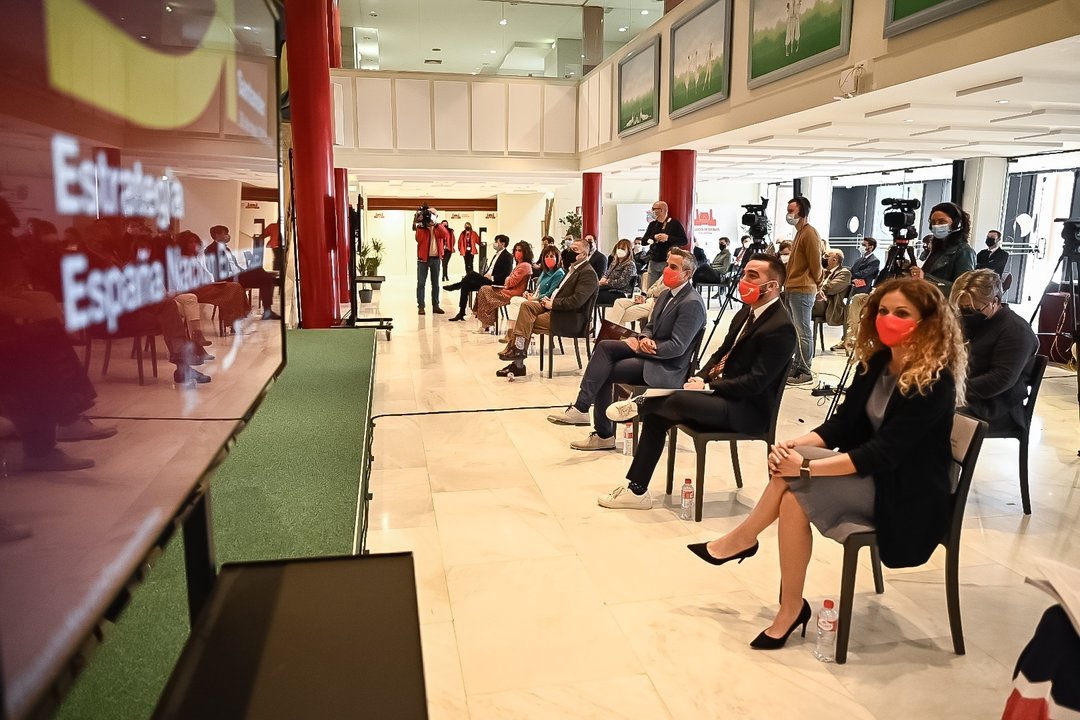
641,201,688,285
596,254,796,509
585,234,608,280
849,238,880,295
205,225,281,320
446,234,513,321
495,238,598,377
950,269,1038,430
976,230,1009,277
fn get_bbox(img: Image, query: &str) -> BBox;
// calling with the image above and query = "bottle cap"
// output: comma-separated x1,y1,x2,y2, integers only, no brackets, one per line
684,478,692,483
823,599,834,609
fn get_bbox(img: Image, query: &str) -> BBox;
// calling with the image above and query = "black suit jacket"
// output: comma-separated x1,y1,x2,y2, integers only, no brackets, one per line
588,250,608,280
976,247,1009,276
849,252,880,294
696,300,797,433
488,249,514,285
642,218,688,261
814,351,956,568
549,263,599,336
963,305,1038,428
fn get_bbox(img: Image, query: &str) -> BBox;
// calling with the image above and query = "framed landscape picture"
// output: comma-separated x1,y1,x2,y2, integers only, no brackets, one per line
748,0,853,89
670,0,733,119
618,35,660,136
884,0,992,37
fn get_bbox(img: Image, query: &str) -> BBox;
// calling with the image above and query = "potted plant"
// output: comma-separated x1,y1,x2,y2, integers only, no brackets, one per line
559,210,582,239
356,238,384,303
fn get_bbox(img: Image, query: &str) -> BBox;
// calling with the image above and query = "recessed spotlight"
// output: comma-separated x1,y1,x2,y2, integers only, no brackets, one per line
490,49,497,54
165,4,173,12
581,53,585,58
996,99,1010,104
618,26,627,32
904,119,914,123
641,9,649,14
432,47,441,52
499,18,507,25
369,10,378,17
139,35,147,39
242,25,252,30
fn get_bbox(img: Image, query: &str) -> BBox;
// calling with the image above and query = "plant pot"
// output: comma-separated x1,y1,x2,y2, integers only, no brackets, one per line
359,288,374,303
364,260,380,276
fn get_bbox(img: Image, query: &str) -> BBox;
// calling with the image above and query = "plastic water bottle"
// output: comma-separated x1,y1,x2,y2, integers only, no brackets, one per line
623,422,634,455
814,599,839,662
679,479,694,520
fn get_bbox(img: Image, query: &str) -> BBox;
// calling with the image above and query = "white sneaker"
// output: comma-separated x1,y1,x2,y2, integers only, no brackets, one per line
547,406,591,426
598,486,653,510
605,398,640,422
570,433,616,451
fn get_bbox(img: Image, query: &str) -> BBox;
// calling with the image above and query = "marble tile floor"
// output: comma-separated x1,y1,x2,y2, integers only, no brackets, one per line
360,278,1080,720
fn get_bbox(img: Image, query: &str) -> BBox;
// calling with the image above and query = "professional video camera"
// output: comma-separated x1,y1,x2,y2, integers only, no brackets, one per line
741,198,771,244
414,202,436,227
1060,217,1080,259
878,197,920,280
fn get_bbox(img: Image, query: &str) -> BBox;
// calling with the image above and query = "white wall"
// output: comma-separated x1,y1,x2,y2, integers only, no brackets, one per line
180,177,241,248
238,200,279,248
364,210,411,278
496,193,546,246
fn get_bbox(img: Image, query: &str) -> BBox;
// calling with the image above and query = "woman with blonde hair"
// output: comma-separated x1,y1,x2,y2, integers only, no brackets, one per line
687,278,967,650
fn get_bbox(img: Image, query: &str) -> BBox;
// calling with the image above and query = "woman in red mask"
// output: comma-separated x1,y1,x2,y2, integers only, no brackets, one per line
474,241,534,332
688,278,968,651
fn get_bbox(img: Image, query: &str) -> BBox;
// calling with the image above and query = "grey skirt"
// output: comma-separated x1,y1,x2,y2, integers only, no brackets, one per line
784,446,875,543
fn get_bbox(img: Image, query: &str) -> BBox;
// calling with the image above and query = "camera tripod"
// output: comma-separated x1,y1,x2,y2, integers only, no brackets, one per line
879,239,917,282
696,238,767,365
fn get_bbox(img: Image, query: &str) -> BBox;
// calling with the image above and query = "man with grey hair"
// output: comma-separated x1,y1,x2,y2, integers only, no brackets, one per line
548,247,706,450
641,200,688,285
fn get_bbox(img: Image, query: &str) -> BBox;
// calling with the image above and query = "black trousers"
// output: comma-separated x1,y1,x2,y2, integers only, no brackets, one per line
626,392,752,490
442,249,452,280
572,340,646,439
456,271,493,312
596,288,629,307
693,267,728,285
237,268,278,311
464,252,474,274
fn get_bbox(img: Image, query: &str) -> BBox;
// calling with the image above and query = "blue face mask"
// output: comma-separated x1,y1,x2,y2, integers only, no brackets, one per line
930,223,952,240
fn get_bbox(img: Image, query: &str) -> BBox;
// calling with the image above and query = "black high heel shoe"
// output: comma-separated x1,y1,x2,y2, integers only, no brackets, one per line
749,599,812,650
686,541,758,567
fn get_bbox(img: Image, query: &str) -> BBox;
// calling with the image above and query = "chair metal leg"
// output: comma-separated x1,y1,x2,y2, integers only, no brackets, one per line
539,335,545,372
694,438,707,522
546,334,554,379
584,332,592,359
558,337,564,354
134,336,145,386
870,545,885,594
1019,435,1031,515
945,543,965,655
83,338,92,371
573,338,582,369
665,428,678,495
836,542,861,664
729,441,743,488
102,339,112,375
150,336,158,378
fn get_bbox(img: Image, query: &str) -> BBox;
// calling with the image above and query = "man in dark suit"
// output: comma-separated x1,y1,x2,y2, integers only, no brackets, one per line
976,229,1009,277
595,254,797,509
548,248,707,450
495,238,598,377
446,234,513,321
205,225,281,320
585,234,608,280
849,237,880,295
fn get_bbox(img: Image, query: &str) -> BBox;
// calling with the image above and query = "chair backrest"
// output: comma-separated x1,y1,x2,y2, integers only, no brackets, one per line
684,326,708,380
1002,272,1013,292
765,359,796,442
945,412,989,545
1019,354,1049,429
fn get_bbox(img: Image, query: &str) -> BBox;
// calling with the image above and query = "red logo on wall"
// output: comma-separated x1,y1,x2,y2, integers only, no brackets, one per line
694,209,716,227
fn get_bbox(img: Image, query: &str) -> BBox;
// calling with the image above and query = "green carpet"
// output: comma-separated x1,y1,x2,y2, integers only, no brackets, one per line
55,328,376,720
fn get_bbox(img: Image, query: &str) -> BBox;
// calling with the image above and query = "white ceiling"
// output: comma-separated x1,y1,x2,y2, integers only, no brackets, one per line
592,35,1080,186
339,0,665,76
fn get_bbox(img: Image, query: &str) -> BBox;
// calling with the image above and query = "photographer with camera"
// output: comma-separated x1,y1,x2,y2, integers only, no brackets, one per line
910,202,976,297
413,203,450,315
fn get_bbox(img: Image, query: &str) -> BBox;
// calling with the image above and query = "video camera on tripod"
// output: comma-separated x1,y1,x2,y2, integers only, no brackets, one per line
741,198,771,250
878,197,921,281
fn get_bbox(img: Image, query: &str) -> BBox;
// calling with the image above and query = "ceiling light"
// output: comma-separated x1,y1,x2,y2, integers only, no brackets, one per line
618,26,627,32
641,9,649,15
139,35,147,39
499,18,507,25
369,10,377,17
242,25,252,30
904,119,914,123
431,47,441,52
581,54,585,58
490,49,497,54
996,99,1010,104
165,4,173,12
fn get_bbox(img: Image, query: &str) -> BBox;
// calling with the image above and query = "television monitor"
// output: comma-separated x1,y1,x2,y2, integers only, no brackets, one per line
0,2,284,717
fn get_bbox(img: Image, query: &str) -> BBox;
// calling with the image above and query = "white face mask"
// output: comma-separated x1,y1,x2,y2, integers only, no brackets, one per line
930,223,951,240
780,255,790,264
615,249,628,259
646,211,657,222
785,213,799,226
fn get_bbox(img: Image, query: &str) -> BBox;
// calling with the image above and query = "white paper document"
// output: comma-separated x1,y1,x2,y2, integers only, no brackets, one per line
640,387,713,398
1025,557,1080,636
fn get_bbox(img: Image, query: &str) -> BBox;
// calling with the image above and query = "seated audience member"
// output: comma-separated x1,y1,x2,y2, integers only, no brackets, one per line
812,249,851,328
597,239,639,306
594,254,795,507
205,225,281,320
693,237,733,288
910,202,976,297
631,237,649,276
849,238,880,296
685,278,966,650
508,244,565,331
692,244,709,269
548,248,707,450
561,234,578,271
532,235,556,277
733,235,752,264
607,275,665,328
950,270,1037,431
447,234,514,321
177,231,251,331
474,241,533,330
585,234,608,280
976,229,1009,277
495,238,598,377
776,240,792,264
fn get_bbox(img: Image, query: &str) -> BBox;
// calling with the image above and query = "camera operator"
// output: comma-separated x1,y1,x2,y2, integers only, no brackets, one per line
641,201,688,285
949,269,1037,431
909,202,975,297
414,203,450,315
976,229,1009,277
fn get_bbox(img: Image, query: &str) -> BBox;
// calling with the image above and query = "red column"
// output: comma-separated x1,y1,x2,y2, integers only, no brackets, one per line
285,0,337,327
582,172,602,247
659,149,696,249
327,0,342,69
333,168,351,303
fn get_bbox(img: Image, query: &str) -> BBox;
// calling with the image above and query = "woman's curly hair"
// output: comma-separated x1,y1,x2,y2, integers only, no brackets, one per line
854,278,968,404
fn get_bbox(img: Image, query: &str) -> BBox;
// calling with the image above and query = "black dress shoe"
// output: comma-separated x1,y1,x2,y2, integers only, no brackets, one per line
261,310,281,320
750,600,812,650
432,307,446,314
174,367,211,384
687,541,758,566
444,283,462,291
448,313,466,321
495,363,525,378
